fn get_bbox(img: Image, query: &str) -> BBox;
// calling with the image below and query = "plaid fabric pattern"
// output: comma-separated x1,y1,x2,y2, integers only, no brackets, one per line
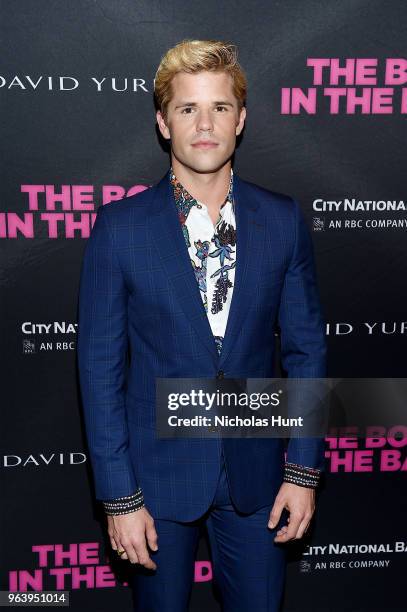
77,169,326,519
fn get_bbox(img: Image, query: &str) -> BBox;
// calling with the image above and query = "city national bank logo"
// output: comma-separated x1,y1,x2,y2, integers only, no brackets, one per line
312,217,325,231
299,560,312,573
23,339,35,354
312,197,407,231
22,321,78,353
301,540,407,572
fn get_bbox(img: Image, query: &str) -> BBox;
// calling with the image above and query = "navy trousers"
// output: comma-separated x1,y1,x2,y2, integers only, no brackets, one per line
130,450,287,611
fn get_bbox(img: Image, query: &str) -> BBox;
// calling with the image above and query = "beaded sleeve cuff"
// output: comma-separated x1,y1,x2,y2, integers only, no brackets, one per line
283,462,321,489
102,488,145,515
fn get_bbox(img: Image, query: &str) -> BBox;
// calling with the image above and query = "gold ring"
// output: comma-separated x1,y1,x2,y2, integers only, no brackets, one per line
117,549,126,556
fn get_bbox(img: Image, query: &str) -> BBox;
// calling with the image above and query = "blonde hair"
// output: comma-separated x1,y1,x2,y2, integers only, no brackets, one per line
154,39,247,120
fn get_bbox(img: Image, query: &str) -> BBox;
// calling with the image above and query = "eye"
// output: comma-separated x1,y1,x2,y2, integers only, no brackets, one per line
215,105,228,112
181,107,194,114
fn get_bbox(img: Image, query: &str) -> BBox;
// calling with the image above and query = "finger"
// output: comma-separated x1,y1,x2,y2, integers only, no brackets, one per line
116,542,131,561
274,513,302,542
112,534,123,555
120,542,139,564
117,548,129,561
110,536,118,552
268,502,283,529
146,522,159,552
295,517,311,540
109,524,135,562
134,541,157,570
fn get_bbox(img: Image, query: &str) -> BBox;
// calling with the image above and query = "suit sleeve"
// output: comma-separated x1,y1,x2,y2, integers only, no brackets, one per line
277,198,327,480
76,206,140,501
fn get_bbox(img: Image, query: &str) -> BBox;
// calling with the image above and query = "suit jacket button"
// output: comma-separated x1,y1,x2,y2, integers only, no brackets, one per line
216,370,224,379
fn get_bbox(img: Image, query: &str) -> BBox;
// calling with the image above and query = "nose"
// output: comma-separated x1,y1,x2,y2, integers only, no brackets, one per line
196,108,214,133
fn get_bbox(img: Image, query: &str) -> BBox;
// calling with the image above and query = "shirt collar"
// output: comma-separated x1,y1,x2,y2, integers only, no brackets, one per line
169,167,235,221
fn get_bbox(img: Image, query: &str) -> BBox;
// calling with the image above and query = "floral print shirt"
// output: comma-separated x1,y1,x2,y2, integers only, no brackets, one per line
169,166,236,356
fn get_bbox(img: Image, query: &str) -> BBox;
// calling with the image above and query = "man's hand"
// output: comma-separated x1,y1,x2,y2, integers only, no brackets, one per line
268,482,315,543
107,507,158,569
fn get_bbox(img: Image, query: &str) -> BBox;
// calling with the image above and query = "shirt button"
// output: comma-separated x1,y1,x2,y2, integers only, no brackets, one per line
216,370,224,379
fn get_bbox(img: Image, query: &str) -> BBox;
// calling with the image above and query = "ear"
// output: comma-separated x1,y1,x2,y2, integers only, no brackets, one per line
156,110,171,140
236,105,246,136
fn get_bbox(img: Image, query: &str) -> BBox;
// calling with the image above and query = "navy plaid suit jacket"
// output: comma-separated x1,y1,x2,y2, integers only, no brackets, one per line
77,169,327,521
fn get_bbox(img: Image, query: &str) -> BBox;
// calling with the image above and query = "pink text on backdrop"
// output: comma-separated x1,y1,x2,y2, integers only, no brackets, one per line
281,58,407,114
324,426,407,472
0,184,149,239
8,542,215,591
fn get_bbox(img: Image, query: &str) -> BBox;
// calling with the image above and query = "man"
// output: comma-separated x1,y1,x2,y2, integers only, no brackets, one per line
77,39,327,611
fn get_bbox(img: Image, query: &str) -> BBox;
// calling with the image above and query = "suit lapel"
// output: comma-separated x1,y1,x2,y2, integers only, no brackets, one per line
218,173,266,366
148,169,266,367
148,170,219,363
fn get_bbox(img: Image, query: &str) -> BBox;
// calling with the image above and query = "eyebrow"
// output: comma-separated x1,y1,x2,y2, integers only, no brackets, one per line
174,101,235,109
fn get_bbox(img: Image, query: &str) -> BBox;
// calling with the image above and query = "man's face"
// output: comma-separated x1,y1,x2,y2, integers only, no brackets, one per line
156,70,246,174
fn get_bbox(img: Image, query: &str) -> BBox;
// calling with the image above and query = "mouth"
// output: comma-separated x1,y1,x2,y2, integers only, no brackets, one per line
191,142,219,149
